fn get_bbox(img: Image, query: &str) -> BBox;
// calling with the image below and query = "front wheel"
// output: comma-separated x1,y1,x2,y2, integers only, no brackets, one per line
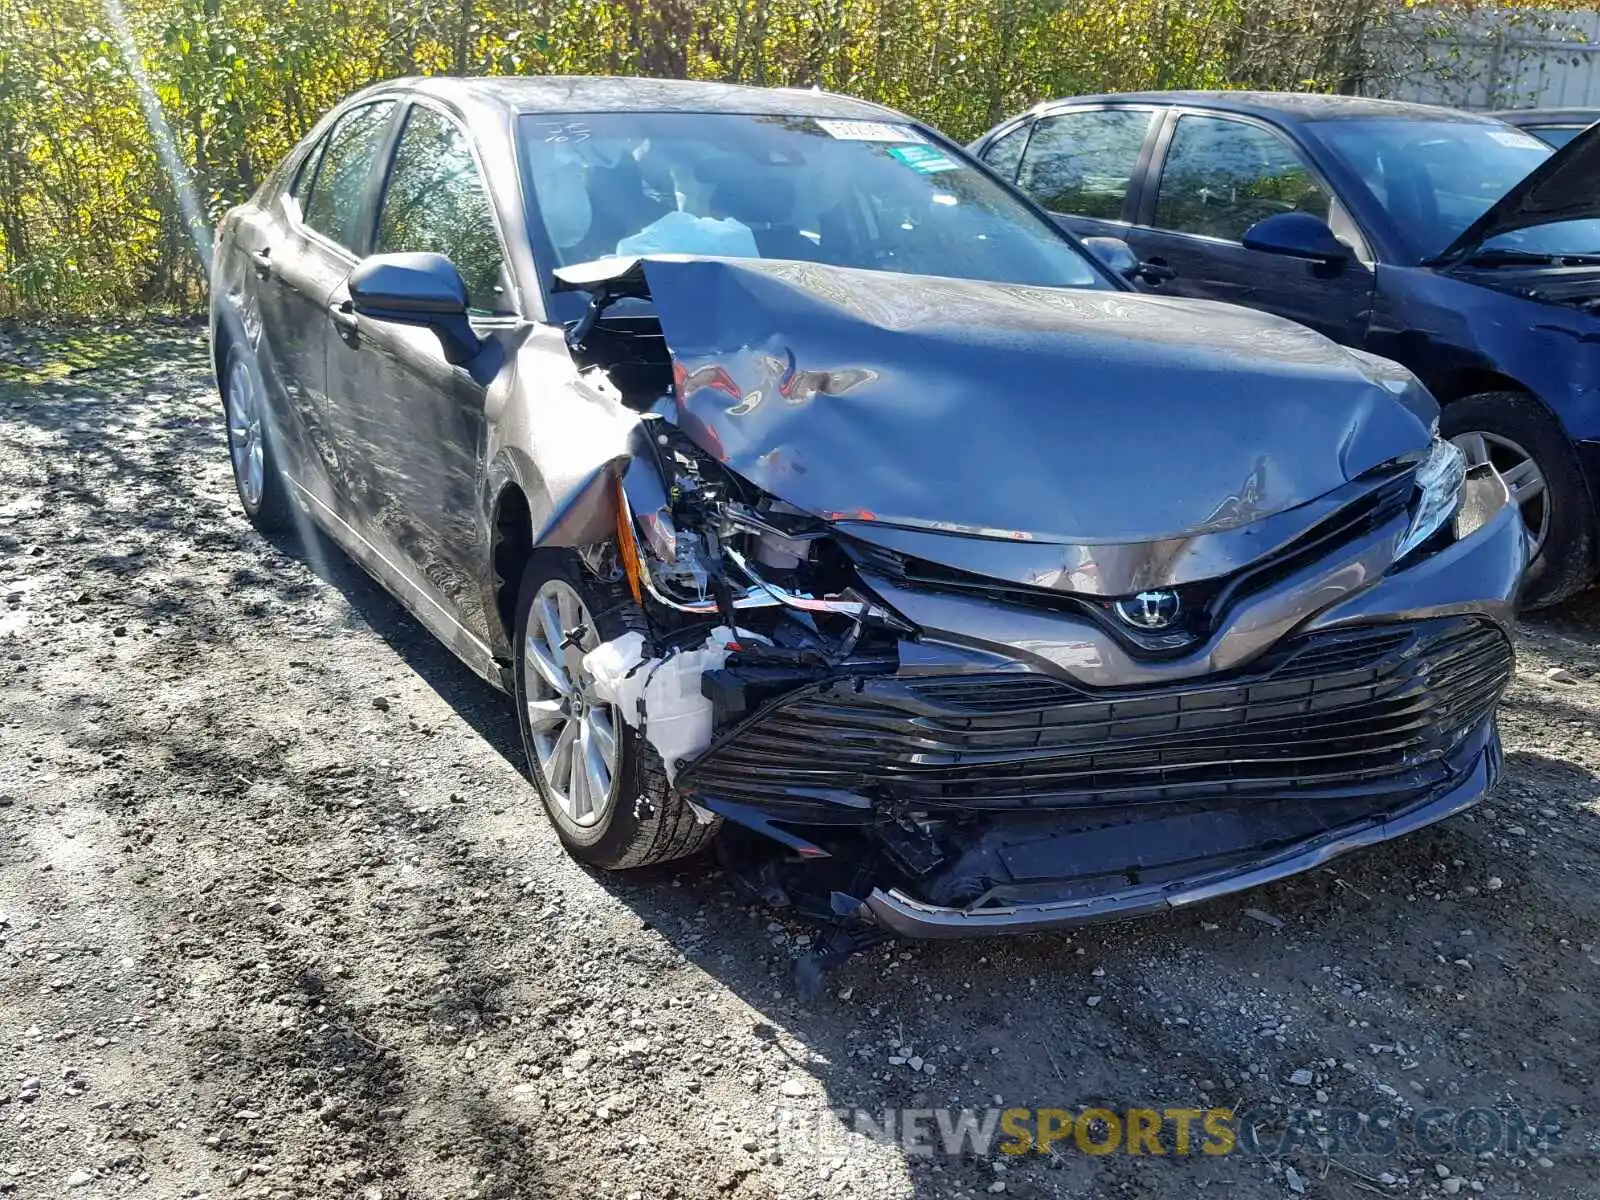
1441,391,1597,608
511,551,719,869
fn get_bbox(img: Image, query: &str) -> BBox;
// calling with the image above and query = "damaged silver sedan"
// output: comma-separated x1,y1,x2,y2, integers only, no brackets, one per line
210,77,1526,949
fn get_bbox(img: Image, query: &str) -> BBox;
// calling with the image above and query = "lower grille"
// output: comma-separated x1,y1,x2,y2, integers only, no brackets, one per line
682,618,1512,809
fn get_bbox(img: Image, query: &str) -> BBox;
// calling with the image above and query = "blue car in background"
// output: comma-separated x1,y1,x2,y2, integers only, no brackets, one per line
1499,107,1600,149
973,92,1600,606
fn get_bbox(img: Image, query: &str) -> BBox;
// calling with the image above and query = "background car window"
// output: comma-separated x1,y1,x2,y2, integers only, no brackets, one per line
1153,114,1330,242
979,124,1029,183
1310,118,1583,260
1525,124,1585,149
302,101,395,250
376,106,510,315
1015,109,1153,219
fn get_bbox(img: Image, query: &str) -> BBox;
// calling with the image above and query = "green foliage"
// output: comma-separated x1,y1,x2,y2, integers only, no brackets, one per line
0,0,1547,315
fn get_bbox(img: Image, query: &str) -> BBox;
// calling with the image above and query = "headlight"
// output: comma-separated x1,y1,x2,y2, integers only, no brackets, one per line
1395,437,1466,563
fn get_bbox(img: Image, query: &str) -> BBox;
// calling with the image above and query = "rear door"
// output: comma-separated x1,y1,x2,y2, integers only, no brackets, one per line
1125,111,1374,344
228,133,333,490
262,100,398,510
990,106,1160,242
325,101,516,642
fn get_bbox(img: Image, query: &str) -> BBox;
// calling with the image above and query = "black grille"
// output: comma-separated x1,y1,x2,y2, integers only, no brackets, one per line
682,618,1512,810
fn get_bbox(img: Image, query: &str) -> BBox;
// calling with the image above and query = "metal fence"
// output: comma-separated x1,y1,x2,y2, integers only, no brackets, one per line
1381,9,1600,111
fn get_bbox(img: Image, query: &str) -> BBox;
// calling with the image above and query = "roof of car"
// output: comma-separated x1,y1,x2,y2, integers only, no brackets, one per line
391,74,902,120
1031,90,1500,125
1498,107,1600,125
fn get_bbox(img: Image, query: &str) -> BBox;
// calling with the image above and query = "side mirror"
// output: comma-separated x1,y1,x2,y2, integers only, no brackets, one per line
1080,234,1140,278
1079,235,1178,286
348,251,482,366
1242,212,1350,268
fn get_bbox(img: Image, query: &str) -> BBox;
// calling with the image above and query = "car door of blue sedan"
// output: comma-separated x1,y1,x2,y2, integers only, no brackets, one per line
1120,111,1376,345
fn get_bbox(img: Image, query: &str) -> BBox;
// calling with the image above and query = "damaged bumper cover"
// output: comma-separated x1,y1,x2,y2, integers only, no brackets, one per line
859,733,1498,937
675,466,1523,937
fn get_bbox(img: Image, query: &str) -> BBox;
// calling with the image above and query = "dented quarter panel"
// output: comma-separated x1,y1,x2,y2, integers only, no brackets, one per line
1368,263,1600,446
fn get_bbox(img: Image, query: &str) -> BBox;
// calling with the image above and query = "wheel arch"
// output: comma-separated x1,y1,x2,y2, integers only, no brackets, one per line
211,307,245,386
489,477,536,661
1431,366,1538,409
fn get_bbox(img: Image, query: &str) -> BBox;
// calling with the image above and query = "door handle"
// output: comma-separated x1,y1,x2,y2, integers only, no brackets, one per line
249,247,273,276
328,299,359,332
1138,257,1176,285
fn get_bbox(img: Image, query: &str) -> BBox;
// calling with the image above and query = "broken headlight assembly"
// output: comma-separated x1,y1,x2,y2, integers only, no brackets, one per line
616,419,910,639
1394,437,1467,564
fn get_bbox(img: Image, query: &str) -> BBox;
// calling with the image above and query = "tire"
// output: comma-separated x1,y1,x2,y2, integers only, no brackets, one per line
1440,391,1597,609
511,550,719,869
219,342,293,533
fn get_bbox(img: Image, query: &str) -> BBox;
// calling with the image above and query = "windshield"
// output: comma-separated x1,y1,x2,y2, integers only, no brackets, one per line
1313,118,1600,261
518,112,1105,305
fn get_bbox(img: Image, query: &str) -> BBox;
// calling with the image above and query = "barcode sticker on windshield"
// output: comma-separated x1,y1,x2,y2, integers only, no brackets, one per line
1487,128,1543,149
816,119,926,143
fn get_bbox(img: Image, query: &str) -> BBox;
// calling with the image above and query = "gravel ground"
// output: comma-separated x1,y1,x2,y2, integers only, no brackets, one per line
3,323,1600,1199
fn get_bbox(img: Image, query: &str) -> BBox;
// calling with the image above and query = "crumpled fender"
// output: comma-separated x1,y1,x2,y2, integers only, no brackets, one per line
529,424,667,550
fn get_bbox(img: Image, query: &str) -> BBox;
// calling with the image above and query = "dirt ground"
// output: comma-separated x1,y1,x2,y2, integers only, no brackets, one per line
2,323,1599,1200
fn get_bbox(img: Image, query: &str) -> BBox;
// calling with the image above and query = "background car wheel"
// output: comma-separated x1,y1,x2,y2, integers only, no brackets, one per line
220,343,293,533
512,550,720,870
1441,391,1597,608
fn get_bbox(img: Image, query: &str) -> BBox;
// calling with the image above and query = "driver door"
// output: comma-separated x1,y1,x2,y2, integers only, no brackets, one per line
1125,112,1374,346
324,101,515,644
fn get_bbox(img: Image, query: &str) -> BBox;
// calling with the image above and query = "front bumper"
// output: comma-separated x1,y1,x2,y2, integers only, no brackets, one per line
686,464,1526,938
863,729,1499,937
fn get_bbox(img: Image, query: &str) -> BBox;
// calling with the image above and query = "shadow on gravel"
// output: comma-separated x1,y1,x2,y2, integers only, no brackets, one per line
267,524,526,770
1521,585,1600,660
1505,749,1600,809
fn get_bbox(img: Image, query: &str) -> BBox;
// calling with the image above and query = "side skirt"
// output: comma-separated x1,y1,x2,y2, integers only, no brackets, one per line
286,478,510,693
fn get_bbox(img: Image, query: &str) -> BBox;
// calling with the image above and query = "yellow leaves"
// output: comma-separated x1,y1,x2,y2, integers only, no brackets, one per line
0,0,1510,316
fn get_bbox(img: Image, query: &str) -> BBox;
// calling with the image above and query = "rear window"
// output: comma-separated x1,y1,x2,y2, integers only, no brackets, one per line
301,101,396,251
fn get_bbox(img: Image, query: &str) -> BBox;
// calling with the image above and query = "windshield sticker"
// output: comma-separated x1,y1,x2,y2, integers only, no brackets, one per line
888,144,960,174
1487,128,1544,150
529,119,592,144
816,119,927,143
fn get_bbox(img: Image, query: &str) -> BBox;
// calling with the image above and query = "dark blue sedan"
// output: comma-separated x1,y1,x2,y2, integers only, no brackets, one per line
973,92,1600,606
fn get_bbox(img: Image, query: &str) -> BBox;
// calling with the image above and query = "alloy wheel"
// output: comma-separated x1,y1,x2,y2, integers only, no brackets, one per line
522,578,619,828
224,354,265,508
1450,429,1550,556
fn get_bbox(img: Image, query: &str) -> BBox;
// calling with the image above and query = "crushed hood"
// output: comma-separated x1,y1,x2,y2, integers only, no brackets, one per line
557,256,1434,588
1436,120,1600,263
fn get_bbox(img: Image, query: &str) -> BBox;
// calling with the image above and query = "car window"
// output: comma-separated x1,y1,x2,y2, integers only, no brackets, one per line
1529,124,1586,149
1153,114,1330,243
1015,109,1153,220
302,101,395,251
376,105,510,315
979,124,1030,183
289,139,326,215
518,112,1108,310
1311,118,1577,261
